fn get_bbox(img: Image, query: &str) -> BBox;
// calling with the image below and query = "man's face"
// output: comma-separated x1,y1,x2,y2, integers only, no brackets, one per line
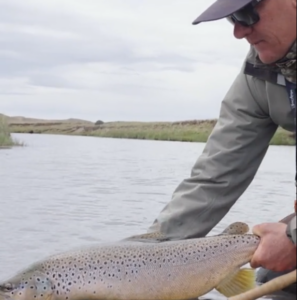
233,0,296,64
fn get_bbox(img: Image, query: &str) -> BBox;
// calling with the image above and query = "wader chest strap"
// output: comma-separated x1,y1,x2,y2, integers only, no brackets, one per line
285,80,296,199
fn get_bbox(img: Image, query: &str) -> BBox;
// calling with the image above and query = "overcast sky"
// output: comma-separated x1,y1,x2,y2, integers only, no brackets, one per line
0,0,250,122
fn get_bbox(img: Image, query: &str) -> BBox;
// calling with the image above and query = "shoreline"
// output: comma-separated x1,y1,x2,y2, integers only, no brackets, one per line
0,137,24,148
9,120,295,146
0,116,21,148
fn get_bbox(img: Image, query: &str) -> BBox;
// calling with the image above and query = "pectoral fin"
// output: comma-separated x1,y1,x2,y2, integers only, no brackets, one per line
216,268,256,297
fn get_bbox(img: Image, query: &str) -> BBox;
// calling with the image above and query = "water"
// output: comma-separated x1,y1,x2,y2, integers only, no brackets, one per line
0,133,295,299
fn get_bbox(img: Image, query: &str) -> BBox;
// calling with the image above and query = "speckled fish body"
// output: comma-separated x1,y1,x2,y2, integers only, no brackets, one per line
0,222,260,300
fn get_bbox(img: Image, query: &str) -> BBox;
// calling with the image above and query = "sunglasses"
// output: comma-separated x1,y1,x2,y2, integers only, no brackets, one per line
227,0,264,27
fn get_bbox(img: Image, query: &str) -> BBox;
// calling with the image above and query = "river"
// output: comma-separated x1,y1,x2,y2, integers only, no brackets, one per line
0,133,295,299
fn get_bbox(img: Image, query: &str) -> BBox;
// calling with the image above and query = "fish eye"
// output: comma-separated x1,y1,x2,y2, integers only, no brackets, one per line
0,283,14,292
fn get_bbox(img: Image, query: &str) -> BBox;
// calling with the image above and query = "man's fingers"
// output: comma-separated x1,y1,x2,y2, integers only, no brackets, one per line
252,223,271,236
250,256,261,269
250,225,263,269
252,224,262,236
250,260,261,269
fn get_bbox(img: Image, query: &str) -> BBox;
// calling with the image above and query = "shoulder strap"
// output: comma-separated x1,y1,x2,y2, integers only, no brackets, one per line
285,80,296,197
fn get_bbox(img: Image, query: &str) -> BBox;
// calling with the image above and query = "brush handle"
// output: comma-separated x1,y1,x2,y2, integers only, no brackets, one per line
228,269,296,300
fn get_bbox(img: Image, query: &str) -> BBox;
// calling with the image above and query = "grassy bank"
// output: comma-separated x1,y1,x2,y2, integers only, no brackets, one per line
8,119,295,146
0,117,23,148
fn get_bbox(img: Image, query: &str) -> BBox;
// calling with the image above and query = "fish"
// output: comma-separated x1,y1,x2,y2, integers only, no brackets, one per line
0,222,260,300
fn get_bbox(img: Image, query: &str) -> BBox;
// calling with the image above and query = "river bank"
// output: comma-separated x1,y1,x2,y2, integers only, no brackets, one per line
8,119,295,146
0,117,23,148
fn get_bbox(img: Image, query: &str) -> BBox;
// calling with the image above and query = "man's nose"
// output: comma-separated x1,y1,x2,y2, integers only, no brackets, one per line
233,22,253,39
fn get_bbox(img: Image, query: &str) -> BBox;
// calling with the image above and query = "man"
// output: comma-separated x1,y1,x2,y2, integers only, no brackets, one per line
149,0,296,289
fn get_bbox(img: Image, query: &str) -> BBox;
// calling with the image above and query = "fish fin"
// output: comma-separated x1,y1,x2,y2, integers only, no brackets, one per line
220,222,250,235
122,231,170,243
216,268,256,297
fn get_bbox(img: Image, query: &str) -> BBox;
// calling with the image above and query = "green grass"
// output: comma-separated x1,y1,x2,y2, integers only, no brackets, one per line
8,120,295,146
85,121,214,142
0,117,24,148
269,128,295,145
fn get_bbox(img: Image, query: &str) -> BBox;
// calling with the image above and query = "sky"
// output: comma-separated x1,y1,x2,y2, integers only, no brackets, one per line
0,0,251,122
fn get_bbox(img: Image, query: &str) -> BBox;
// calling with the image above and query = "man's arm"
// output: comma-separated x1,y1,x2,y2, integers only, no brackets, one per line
149,68,279,240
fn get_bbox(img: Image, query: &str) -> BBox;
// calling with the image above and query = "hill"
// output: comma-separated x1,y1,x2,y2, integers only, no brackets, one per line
0,113,93,125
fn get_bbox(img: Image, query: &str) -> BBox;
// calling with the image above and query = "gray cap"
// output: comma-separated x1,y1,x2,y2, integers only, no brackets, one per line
192,0,254,25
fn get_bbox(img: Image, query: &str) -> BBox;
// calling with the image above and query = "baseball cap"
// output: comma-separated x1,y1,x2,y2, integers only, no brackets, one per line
192,0,255,25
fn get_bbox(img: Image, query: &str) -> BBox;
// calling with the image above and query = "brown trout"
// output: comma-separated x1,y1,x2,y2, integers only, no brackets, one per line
0,222,260,300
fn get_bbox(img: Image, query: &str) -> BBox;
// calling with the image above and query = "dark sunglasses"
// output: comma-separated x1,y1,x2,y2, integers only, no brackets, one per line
227,0,264,27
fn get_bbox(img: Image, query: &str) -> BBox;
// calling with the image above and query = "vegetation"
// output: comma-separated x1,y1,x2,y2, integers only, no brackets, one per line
95,120,104,125
0,116,23,148
8,119,295,146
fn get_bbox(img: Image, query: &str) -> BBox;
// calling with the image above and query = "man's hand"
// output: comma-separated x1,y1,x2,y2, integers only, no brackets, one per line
250,222,296,272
